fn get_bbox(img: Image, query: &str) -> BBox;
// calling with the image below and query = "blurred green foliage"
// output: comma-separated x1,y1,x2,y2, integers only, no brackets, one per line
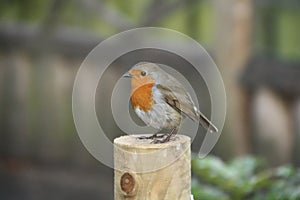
192,155,300,200
1,0,299,59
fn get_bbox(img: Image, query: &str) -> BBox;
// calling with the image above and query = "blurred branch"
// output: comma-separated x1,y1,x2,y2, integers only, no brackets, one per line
33,0,69,55
144,0,163,18
139,0,187,26
0,22,103,58
76,0,134,31
259,4,279,56
241,56,300,98
185,0,200,39
40,0,68,34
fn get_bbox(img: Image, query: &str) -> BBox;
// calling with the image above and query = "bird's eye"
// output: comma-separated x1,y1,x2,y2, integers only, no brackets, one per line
141,71,146,76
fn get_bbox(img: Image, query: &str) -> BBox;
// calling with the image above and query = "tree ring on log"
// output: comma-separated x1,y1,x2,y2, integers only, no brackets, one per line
120,172,137,196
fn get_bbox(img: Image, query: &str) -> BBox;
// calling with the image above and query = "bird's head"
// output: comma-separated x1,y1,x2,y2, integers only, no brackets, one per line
123,62,161,91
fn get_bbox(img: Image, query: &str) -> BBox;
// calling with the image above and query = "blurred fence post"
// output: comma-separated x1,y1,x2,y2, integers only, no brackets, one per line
213,0,253,157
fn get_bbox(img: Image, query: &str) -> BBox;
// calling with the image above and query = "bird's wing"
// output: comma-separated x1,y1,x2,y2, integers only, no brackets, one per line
156,84,198,120
156,84,218,133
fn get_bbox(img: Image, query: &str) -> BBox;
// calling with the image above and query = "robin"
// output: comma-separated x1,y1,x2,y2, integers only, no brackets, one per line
123,62,218,143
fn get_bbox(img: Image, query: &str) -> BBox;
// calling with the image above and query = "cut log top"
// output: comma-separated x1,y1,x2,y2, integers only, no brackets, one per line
114,134,190,149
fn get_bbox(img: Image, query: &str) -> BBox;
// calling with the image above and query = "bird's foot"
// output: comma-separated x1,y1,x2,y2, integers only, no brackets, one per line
151,136,171,144
151,128,178,144
138,133,164,140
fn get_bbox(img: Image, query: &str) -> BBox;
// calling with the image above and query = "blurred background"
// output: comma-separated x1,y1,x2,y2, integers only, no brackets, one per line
0,0,300,199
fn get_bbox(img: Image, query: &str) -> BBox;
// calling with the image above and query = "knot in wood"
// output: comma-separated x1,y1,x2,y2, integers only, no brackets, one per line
120,172,136,195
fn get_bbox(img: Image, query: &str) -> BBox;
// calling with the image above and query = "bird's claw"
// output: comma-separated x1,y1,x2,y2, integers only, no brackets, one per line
137,131,175,143
151,136,171,144
138,134,164,140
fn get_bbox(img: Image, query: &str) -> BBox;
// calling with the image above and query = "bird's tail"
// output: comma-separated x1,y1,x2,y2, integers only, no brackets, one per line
198,111,218,133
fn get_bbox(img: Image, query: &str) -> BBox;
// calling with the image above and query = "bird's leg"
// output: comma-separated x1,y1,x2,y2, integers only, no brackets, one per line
153,128,178,144
138,133,164,140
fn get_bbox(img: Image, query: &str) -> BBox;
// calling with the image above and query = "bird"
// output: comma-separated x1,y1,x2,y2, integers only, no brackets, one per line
123,62,218,143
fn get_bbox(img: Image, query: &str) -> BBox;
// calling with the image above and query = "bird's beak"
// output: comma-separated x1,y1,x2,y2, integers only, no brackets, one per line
123,72,133,78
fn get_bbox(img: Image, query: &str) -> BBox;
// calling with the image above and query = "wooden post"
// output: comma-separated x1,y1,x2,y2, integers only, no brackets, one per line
114,135,191,200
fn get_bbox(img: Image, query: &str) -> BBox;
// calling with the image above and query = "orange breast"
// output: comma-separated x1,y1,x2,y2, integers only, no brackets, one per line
130,83,154,112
